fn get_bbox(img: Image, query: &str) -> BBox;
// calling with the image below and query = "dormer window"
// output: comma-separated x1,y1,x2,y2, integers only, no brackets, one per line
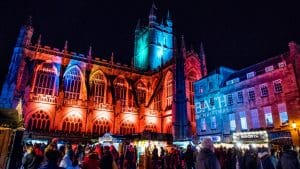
247,72,255,79
265,65,274,73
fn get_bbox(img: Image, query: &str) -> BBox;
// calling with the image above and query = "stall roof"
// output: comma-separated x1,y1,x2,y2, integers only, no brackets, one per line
0,108,20,128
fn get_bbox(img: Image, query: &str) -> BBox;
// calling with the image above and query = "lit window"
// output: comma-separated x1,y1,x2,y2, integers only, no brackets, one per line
34,63,56,95
227,94,233,105
274,79,283,93
239,112,248,130
27,110,50,131
114,78,127,106
278,103,288,126
200,100,205,109
211,116,217,129
62,114,82,133
278,61,286,68
64,68,81,99
265,65,274,72
136,82,146,105
145,122,157,132
120,120,135,135
264,106,274,127
209,98,215,106
201,118,206,131
237,91,244,103
91,72,106,103
248,89,256,101
260,84,269,97
229,113,236,131
154,92,162,111
93,117,110,135
247,72,255,79
250,109,260,129
165,74,173,109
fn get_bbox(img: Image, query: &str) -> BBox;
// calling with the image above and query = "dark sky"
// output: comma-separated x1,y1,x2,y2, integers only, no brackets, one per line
0,0,300,83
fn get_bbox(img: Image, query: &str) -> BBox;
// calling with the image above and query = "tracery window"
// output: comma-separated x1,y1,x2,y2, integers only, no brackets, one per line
27,110,50,131
144,123,157,132
166,124,172,134
62,114,82,133
154,91,162,111
165,74,173,109
114,78,127,106
34,63,56,95
136,82,146,105
93,117,110,135
120,120,135,135
91,72,106,103
64,68,81,99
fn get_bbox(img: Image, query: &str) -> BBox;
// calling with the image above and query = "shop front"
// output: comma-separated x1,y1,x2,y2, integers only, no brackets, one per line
233,131,269,149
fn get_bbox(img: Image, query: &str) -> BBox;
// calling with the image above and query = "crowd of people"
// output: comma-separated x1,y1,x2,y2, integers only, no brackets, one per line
20,137,300,169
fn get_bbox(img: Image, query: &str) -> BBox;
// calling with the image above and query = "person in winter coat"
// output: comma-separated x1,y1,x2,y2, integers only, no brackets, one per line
22,145,38,169
257,147,275,169
59,150,73,169
38,143,62,169
276,145,300,169
242,147,258,169
185,145,195,169
196,138,221,169
100,146,113,169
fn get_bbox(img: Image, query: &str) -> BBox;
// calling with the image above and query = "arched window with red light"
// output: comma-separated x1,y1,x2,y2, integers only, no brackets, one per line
136,81,146,105
64,67,81,100
164,72,173,110
27,110,50,131
120,120,135,135
33,63,57,95
187,71,197,122
144,122,157,132
114,77,127,106
93,117,110,135
62,114,82,133
90,71,106,104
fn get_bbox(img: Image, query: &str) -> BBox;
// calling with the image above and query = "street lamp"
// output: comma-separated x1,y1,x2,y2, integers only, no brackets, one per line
291,121,300,147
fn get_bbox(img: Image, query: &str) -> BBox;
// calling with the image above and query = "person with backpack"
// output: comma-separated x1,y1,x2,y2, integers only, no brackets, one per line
195,138,221,169
257,147,275,169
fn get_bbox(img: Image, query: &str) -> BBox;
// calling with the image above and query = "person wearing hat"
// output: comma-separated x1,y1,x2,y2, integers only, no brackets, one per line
195,138,221,169
257,147,275,169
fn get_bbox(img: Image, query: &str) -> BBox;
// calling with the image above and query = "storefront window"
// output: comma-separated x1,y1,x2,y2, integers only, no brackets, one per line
264,106,273,127
239,112,247,130
278,103,288,125
229,113,236,131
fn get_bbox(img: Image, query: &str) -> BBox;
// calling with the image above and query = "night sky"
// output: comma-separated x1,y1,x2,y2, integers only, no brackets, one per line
0,0,300,84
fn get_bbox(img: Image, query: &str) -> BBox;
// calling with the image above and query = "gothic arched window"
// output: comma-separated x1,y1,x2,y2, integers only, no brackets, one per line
188,72,197,122
114,78,127,106
27,110,50,131
144,123,157,132
165,73,173,109
93,117,110,136
62,114,82,133
136,82,146,105
34,63,56,95
64,68,81,99
120,120,135,135
91,72,106,103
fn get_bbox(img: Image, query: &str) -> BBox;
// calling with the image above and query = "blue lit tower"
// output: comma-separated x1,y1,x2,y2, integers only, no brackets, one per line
173,36,189,141
133,3,173,71
0,17,34,108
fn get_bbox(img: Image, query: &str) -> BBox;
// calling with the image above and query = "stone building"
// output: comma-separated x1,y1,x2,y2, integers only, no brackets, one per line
194,42,300,146
0,5,206,141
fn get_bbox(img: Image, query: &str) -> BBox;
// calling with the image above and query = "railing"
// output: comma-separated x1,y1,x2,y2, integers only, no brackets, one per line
30,94,57,104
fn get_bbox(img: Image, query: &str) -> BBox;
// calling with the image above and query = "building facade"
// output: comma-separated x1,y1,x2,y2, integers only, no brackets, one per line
0,5,207,141
194,42,300,146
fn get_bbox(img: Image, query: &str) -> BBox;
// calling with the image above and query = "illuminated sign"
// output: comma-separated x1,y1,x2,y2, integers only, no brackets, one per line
233,131,268,143
199,135,221,143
